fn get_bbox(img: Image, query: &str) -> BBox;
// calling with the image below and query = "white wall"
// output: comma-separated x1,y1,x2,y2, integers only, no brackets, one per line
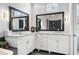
0,3,31,37
0,3,71,36
0,4,9,37
31,3,47,27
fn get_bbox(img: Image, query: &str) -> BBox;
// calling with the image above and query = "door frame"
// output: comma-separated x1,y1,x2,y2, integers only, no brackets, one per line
73,3,78,55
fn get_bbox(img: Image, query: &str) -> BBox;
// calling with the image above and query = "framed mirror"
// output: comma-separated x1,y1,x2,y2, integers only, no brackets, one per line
9,6,29,31
36,12,64,31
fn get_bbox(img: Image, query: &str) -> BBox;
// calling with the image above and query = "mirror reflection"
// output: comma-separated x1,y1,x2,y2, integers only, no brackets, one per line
9,6,29,31
36,12,64,31
11,9,27,17
12,17,27,30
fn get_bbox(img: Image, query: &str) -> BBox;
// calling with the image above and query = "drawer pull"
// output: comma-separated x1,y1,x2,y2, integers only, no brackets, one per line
40,42,43,43
26,41,29,44
56,40,59,43
40,45,44,46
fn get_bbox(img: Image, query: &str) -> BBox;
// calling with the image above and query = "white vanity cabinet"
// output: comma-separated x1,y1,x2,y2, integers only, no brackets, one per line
36,33,70,54
5,32,35,55
5,31,71,55
17,34,35,55
48,35,70,54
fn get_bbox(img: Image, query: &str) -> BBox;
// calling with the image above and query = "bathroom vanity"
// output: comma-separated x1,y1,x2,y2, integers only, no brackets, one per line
17,33,35,55
5,32,35,55
5,32,71,55
35,12,72,55
6,6,72,55
36,32,71,54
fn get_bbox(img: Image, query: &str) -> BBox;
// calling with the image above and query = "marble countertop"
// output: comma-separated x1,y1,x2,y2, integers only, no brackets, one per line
36,32,71,36
6,32,35,37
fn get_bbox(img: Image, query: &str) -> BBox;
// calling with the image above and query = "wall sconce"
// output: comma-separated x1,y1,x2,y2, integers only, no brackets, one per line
65,16,68,22
4,13,6,18
3,11,9,20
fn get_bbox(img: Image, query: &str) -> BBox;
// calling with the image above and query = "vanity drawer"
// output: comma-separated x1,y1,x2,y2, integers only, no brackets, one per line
39,41,48,45
38,36,48,40
38,44,48,50
39,39,47,42
38,35,48,38
39,41,47,44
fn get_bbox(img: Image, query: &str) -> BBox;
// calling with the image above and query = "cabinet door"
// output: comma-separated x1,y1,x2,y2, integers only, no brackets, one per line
17,37,29,55
27,35,35,53
58,36,70,54
23,35,35,54
48,35,57,52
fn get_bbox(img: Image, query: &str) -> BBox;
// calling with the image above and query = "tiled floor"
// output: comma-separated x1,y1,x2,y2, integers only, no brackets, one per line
7,47,64,55
29,50,65,55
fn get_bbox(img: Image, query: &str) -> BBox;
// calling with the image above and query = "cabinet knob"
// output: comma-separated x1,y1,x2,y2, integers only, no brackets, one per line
40,45,43,46
40,42,43,43
26,41,29,44
56,40,59,43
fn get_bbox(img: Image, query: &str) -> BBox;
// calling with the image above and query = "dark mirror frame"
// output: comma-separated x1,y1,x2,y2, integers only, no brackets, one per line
36,12,64,32
9,6,29,32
